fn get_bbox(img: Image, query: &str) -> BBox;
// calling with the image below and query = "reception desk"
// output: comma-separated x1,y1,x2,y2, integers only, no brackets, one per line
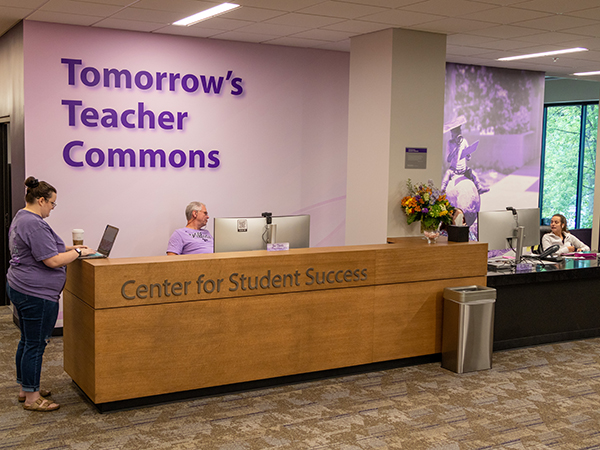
488,258,600,350
63,237,487,409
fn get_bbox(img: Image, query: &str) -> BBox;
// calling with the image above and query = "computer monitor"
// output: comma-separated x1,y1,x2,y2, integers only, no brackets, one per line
477,208,540,258
213,215,310,253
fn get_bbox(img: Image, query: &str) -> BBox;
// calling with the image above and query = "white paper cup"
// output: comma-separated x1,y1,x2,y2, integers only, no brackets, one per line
72,229,84,246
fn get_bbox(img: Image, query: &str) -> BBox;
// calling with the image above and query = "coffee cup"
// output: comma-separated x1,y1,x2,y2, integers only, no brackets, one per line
72,229,84,246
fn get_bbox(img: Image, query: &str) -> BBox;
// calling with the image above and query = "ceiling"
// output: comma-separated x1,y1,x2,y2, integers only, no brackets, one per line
2,0,600,81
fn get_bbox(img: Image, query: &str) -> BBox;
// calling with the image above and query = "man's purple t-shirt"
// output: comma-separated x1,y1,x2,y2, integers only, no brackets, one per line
7,209,66,302
167,228,214,255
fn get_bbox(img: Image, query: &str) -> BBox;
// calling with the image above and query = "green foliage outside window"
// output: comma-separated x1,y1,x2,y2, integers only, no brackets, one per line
541,103,597,229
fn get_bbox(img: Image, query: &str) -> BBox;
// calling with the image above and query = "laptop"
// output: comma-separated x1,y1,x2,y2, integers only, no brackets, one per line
80,225,119,259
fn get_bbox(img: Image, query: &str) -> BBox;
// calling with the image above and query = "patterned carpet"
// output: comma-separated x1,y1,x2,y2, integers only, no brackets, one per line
1,305,600,450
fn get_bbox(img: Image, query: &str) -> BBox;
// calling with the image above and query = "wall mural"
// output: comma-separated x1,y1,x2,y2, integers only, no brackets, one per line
443,63,545,238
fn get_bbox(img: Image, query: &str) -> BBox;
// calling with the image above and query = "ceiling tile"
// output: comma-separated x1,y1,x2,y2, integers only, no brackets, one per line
514,14,598,32
446,33,500,45
222,6,287,21
234,0,325,12
400,0,497,16
291,28,354,41
188,17,254,31
39,0,122,16
359,9,443,26
0,0,45,7
205,30,277,42
110,7,185,24
417,17,496,34
266,12,345,28
0,5,32,19
466,24,545,39
462,6,551,24
234,21,309,36
263,35,333,48
130,0,217,14
297,1,389,19
67,0,134,5
27,11,100,26
560,24,600,38
566,7,600,21
322,19,393,34
514,0,600,14
93,17,167,32
154,24,225,38
313,39,350,51
340,0,428,7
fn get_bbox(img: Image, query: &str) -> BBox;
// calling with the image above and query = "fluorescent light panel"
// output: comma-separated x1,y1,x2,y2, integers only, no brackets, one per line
573,70,600,76
497,47,588,62
173,3,240,26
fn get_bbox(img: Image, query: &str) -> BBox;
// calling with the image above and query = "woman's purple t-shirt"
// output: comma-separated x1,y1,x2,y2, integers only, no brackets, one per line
7,209,66,302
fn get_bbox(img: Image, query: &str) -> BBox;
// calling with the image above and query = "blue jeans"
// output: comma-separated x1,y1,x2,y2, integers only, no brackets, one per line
6,284,59,392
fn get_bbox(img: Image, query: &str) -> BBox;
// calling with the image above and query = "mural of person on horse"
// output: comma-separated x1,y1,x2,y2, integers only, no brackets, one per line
441,115,489,196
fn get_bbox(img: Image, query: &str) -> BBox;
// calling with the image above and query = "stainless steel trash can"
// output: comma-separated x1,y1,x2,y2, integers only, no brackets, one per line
441,285,496,374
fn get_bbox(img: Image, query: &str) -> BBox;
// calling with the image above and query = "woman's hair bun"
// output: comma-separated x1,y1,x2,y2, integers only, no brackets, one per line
24,176,40,189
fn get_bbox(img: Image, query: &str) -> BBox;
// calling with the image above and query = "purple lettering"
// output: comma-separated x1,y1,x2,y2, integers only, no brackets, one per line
103,68,132,88
182,74,199,93
169,150,186,168
81,67,100,87
101,109,118,128
61,99,83,126
134,71,153,90
158,111,174,130
81,107,99,127
61,58,82,86
169,73,181,91
108,148,136,167
188,150,205,167
140,149,166,167
85,148,105,167
63,140,84,167
121,109,135,129
138,102,155,129
231,77,243,96
208,150,220,168
200,75,224,94
156,72,168,90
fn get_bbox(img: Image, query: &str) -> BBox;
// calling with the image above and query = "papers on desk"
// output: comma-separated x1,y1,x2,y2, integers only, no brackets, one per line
563,252,597,260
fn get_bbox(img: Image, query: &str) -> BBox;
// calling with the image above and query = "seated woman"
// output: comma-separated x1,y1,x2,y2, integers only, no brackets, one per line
542,214,590,255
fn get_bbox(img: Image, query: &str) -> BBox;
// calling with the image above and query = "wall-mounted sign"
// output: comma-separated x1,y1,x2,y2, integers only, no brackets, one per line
405,147,427,169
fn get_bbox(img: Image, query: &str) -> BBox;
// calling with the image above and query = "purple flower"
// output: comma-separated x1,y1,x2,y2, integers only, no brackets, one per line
422,208,429,214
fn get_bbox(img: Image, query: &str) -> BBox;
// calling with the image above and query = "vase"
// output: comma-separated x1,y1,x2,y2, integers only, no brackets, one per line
421,223,440,244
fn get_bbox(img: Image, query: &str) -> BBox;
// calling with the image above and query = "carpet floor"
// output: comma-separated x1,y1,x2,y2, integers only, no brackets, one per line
1,306,600,449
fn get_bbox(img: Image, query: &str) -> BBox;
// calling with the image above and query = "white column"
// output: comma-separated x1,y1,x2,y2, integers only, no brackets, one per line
346,28,446,245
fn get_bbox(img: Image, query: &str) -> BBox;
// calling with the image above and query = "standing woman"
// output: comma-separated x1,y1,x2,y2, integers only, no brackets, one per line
6,177,94,411
541,213,590,255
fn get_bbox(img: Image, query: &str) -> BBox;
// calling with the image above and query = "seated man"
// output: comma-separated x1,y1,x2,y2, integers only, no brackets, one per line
167,202,213,255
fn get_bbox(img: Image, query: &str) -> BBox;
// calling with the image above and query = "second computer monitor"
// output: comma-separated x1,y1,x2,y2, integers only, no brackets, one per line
213,214,310,253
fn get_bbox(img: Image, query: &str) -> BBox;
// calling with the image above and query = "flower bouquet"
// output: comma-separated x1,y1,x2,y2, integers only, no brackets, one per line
400,179,455,243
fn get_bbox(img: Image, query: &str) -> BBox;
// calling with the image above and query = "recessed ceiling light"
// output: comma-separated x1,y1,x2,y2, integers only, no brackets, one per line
573,70,600,76
497,47,588,62
173,3,240,27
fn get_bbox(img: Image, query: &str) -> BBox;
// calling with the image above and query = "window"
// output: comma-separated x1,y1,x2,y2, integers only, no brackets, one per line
540,102,598,229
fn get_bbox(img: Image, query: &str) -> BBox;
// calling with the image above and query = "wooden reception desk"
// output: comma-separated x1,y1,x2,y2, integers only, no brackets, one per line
63,237,487,409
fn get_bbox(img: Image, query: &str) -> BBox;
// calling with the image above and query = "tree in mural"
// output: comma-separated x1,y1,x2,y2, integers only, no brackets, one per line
449,64,536,135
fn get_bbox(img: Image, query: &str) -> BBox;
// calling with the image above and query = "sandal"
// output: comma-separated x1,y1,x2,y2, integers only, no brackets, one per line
18,388,51,402
23,396,60,412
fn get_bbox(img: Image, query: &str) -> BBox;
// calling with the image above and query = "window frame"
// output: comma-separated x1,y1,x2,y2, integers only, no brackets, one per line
539,100,598,228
